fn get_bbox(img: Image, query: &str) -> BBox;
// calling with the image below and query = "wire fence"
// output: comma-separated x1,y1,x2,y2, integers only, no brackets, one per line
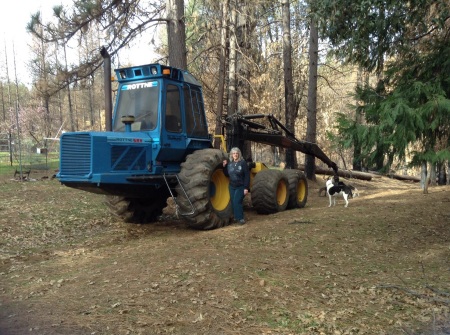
0,133,59,180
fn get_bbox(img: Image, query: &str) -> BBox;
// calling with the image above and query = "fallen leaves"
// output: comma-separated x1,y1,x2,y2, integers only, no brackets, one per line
0,178,449,335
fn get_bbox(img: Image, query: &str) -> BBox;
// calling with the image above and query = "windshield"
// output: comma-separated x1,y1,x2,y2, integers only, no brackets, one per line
113,81,159,131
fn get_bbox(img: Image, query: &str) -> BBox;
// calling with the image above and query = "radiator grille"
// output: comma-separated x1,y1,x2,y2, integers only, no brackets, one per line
60,134,91,176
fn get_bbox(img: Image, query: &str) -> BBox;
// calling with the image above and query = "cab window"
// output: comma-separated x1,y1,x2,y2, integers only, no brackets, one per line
165,84,182,133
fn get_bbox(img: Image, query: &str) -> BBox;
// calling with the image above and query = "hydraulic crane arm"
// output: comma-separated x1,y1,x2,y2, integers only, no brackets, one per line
225,113,338,174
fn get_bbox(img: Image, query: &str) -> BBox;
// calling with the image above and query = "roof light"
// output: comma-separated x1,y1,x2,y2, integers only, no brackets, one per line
162,69,171,76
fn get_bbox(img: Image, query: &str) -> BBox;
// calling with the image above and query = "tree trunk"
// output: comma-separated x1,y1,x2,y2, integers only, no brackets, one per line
437,161,445,185
63,44,75,132
40,34,52,138
213,0,229,149
447,160,450,185
54,42,63,127
0,82,4,122
166,0,187,69
236,2,255,162
44,97,51,138
430,162,437,186
305,17,318,181
281,0,297,169
227,0,238,118
353,67,364,171
421,161,428,193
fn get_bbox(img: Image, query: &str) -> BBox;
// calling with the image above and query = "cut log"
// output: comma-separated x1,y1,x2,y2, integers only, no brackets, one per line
298,164,375,181
297,165,420,183
388,173,421,182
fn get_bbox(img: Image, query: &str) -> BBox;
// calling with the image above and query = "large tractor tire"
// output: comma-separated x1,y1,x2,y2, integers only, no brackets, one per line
251,169,289,214
283,169,308,209
176,148,232,230
105,195,168,223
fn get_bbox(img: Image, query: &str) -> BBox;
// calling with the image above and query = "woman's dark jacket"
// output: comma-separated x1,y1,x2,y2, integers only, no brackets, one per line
223,160,250,189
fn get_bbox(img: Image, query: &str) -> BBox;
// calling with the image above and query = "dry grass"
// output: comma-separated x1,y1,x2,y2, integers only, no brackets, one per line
0,174,449,334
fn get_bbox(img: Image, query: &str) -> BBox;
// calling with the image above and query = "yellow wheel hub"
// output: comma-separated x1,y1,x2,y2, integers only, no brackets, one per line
210,169,230,211
276,179,288,205
297,178,307,202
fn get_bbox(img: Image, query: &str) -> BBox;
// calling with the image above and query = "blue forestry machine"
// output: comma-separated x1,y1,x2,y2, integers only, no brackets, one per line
56,49,338,230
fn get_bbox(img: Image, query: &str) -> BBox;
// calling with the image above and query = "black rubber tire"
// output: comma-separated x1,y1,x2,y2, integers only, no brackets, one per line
283,169,308,209
105,195,168,223
251,169,289,214
176,148,233,230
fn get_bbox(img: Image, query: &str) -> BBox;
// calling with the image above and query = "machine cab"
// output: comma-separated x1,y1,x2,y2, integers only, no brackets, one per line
112,64,211,163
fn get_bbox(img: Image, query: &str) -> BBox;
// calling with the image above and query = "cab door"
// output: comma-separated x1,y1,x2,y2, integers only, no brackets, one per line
158,83,186,162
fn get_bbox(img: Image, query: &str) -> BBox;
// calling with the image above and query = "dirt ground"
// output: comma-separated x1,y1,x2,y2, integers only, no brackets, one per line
0,171,449,335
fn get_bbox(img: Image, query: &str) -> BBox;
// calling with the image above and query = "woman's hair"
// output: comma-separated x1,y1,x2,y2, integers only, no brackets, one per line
229,147,244,161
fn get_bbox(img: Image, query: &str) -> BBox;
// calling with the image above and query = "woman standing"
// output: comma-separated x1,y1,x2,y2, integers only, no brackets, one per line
223,147,250,224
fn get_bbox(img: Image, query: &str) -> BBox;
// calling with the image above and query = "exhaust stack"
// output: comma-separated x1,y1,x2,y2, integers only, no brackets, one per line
100,47,112,131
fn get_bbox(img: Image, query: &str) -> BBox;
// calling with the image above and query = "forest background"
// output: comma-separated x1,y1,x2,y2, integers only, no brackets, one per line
0,0,449,186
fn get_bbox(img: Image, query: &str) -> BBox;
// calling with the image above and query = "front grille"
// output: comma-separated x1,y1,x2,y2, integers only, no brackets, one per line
60,134,91,176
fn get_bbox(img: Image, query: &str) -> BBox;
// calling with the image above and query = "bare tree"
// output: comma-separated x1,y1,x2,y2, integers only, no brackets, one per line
29,21,55,138
27,1,171,90
12,44,24,179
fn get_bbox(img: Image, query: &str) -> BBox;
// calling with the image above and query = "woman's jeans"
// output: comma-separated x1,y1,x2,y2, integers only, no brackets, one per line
229,185,245,221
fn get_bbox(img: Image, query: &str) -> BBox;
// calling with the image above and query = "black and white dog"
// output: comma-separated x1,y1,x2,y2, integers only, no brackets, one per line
326,177,359,208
